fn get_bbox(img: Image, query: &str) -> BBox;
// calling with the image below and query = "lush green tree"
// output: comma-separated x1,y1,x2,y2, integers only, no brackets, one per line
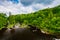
8,15,16,24
5,5,60,34
0,13,7,29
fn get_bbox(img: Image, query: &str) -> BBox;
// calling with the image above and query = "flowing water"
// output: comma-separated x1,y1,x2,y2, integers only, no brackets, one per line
0,27,59,40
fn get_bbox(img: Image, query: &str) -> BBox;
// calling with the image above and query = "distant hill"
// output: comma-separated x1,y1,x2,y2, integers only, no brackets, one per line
0,5,60,34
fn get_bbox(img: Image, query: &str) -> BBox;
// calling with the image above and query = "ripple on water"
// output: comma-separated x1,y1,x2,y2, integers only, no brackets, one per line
0,28,58,40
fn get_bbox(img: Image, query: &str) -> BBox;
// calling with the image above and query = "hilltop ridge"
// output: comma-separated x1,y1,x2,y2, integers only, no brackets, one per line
0,5,60,34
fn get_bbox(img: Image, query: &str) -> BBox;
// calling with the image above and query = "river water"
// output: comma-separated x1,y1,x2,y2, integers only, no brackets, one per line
0,28,59,40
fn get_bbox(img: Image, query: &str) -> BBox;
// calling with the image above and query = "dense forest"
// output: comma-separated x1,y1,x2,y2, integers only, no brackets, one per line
0,5,60,34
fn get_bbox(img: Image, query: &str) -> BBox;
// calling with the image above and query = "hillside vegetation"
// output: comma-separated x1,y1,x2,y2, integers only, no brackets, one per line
0,5,60,34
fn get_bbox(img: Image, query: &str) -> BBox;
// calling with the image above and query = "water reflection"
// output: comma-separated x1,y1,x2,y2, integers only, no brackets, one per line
0,27,58,40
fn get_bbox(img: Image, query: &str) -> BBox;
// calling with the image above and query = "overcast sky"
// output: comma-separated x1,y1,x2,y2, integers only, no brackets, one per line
0,0,60,15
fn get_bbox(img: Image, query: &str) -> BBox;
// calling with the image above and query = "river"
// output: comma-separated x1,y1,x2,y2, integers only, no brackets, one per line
0,27,59,40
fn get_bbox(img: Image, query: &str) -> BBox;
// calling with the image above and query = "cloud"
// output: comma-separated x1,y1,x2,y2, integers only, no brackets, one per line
0,0,60,15
0,0,35,15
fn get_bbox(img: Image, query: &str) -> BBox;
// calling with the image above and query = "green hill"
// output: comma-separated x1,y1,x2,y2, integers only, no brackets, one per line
0,5,60,34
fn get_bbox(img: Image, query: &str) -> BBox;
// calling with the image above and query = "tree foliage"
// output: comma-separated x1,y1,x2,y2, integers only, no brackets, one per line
0,5,60,34
0,13,7,29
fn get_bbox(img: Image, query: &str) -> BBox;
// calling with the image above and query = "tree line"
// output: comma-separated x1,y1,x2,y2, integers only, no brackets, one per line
0,5,60,34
